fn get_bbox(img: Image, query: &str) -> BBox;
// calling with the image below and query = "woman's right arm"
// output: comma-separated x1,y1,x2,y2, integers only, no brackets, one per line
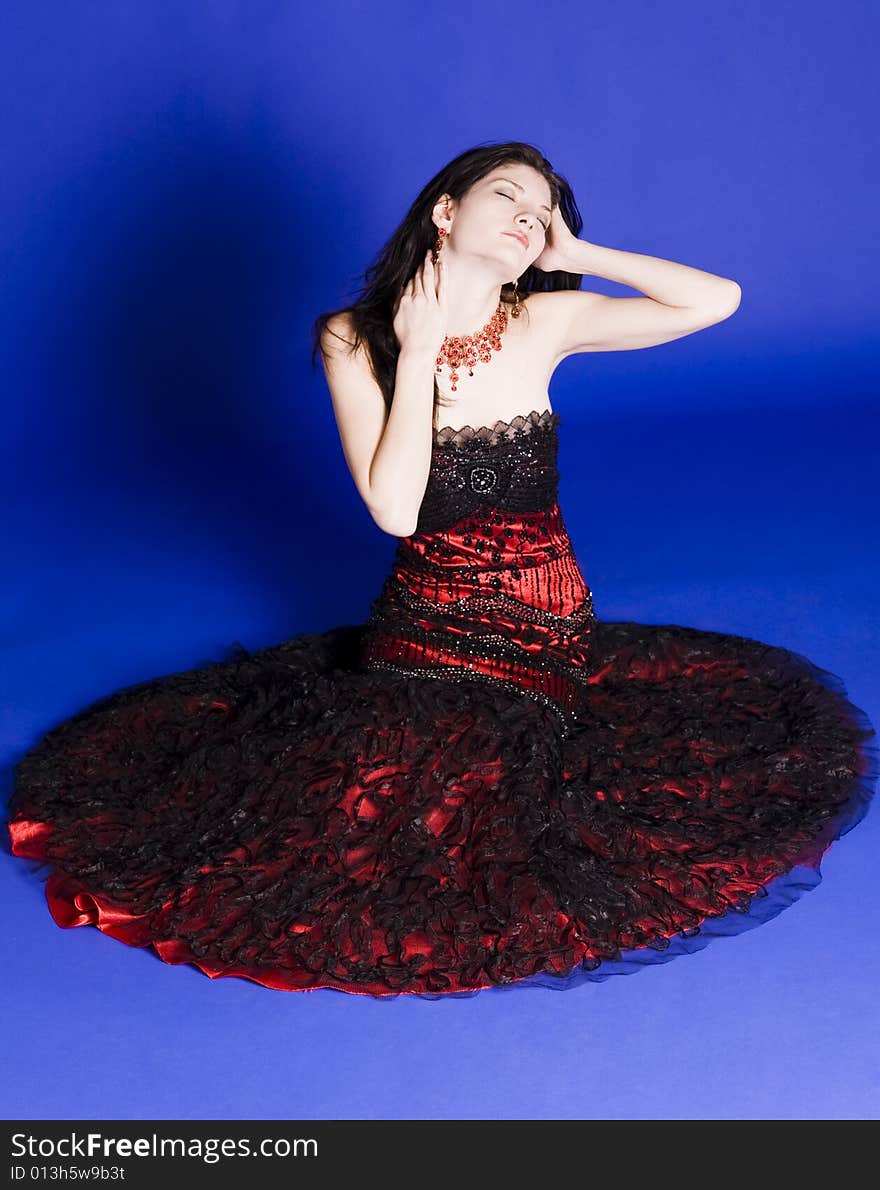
319,321,436,538
366,347,438,536
319,252,447,537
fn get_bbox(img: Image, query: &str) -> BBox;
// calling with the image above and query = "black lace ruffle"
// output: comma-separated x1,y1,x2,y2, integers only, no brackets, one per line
432,407,559,448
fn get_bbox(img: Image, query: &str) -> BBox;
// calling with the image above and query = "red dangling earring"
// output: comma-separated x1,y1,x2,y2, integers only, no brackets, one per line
511,278,523,318
432,226,447,263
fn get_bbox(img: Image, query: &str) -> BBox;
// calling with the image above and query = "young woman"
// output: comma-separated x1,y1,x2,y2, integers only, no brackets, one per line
8,142,877,999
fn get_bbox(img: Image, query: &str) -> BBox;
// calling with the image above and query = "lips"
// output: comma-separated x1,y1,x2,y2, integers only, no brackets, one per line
503,231,528,248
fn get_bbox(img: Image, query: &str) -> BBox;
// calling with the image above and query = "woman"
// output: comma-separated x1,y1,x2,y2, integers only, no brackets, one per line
8,142,877,999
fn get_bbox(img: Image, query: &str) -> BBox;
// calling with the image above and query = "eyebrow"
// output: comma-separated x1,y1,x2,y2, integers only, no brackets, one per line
490,176,552,213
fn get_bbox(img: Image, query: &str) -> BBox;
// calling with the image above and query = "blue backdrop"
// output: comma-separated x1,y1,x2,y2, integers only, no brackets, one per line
2,0,877,1121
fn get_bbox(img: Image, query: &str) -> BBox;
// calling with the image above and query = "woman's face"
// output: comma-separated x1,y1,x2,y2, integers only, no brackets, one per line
443,164,554,272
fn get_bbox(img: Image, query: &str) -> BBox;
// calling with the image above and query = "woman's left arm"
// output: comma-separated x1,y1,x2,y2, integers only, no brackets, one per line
532,212,741,355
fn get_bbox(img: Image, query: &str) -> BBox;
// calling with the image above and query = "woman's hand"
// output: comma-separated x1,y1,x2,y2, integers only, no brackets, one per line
393,250,448,359
531,206,580,274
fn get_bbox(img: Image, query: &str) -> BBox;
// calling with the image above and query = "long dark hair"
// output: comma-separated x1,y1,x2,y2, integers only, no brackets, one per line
310,140,584,414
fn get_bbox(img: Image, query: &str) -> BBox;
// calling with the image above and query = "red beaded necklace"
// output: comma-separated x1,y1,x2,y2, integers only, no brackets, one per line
434,301,510,392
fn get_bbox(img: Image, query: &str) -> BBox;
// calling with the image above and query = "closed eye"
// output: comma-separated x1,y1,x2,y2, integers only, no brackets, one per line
497,190,549,232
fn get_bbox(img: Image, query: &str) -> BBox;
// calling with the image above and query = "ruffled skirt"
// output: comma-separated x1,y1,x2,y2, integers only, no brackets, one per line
7,619,877,999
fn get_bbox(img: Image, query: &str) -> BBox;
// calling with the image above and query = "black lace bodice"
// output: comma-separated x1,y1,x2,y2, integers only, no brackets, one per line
416,408,561,534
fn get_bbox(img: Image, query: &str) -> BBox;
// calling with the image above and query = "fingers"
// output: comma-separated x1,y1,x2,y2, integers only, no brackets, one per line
424,250,444,302
418,251,432,298
402,251,439,305
435,255,445,303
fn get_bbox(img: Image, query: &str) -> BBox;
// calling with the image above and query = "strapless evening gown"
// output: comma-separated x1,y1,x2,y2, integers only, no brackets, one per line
6,409,877,998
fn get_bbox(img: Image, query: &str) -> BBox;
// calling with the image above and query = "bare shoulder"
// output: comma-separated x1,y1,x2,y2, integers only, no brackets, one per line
519,291,575,370
319,310,358,359
524,286,741,359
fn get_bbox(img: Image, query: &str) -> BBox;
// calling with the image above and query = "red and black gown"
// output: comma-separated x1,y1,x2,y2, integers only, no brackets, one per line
6,408,877,998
